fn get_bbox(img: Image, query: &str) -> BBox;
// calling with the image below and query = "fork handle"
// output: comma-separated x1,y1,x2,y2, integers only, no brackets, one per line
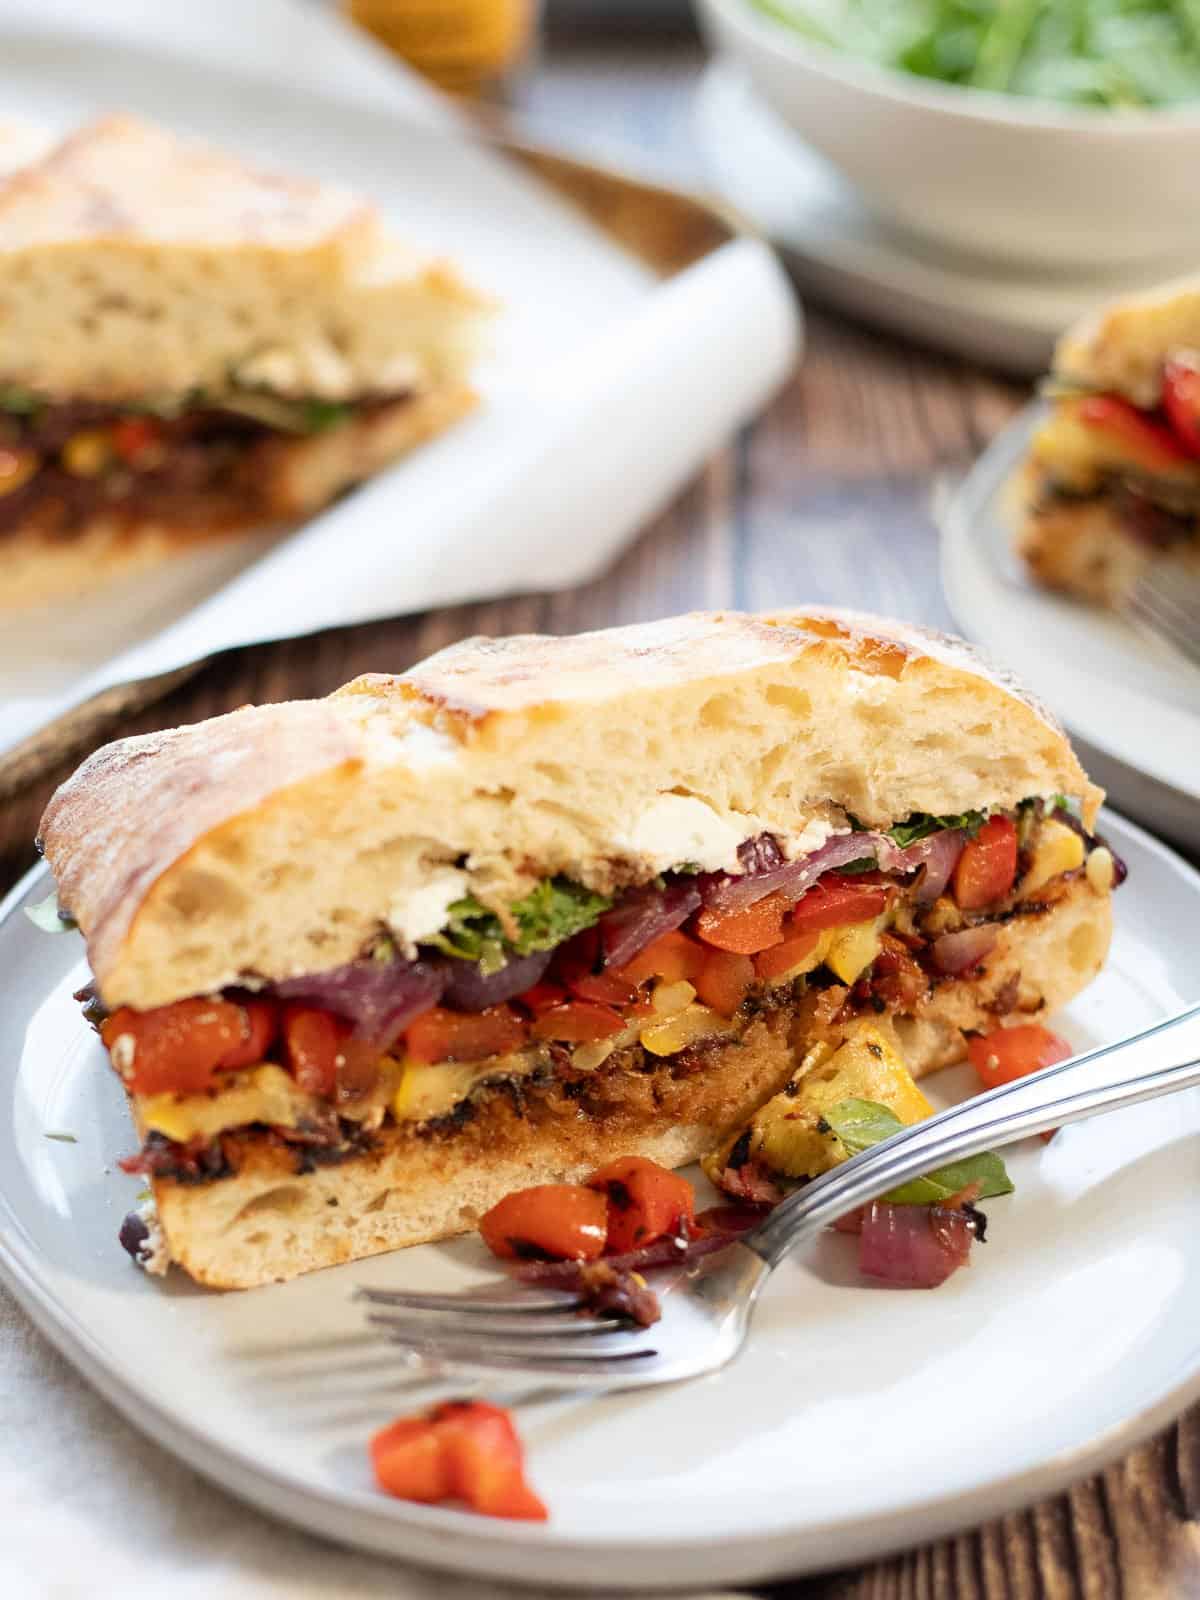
745,1001,1200,1271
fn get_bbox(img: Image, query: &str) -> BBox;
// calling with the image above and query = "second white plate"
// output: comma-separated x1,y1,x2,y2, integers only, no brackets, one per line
3,812,1200,1590
695,61,1200,377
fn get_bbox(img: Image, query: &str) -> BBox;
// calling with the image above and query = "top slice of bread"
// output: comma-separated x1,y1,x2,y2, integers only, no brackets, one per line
0,114,490,402
1054,272,1200,408
38,608,1102,1012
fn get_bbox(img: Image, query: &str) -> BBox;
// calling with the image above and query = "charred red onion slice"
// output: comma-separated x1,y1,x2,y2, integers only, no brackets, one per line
514,1213,755,1289
697,832,890,914
893,829,966,903
271,959,446,1047
440,948,552,1012
930,924,998,975
597,881,702,970
857,1200,975,1286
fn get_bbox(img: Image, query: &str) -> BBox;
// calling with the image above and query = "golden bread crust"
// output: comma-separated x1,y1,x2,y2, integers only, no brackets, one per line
39,607,1103,1009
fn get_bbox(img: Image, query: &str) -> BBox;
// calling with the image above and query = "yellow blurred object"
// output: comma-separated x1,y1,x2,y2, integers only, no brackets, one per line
650,979,696,1017
640,1004,736,1058
62,430,113,478
1020,816,1085,898
824,919,884,985
343,0,537,97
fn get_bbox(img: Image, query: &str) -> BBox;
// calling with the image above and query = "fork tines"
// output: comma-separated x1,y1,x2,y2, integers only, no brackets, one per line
355,1283,657,1380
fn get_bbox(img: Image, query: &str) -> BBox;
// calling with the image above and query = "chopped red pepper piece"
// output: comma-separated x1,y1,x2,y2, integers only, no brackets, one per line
110,415,164,466
405,1004,527,1064
101,997,249,1096
371,1400,548,1521
693,948,755,1016
217,998,280,1071
614,929,707,987
529,1000,626,1043
695,890,789,954
555,927,639,1006
786,875,888,934
370,1416,452,1504
1078,394,1192,472
281,1003,348,1097
1163,357,1200,459
967,1023,1072,1091
753,926,821,983
479,1184,608,1262
587,1155,695,1254
515,982,567,1016
952,815,1018,910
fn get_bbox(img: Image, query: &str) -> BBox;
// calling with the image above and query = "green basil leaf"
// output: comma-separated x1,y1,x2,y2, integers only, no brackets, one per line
883,1152,1014,1206
507,878,612,954
423,878,612,970
0,385,41,415
888,810,986,849
302,399,353,434
819,1098,1014,1204
818,1097,905,1156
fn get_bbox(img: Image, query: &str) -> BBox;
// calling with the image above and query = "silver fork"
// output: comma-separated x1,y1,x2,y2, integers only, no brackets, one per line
357,1003,1200,1392
1127,558,1200,669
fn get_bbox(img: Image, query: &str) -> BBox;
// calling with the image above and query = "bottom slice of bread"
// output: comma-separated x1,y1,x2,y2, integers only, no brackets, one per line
148,876,1111,1289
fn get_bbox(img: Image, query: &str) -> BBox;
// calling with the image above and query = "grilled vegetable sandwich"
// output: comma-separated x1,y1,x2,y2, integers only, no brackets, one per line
1017,274,1200,607
0,113,489,607
36,608,1118,1289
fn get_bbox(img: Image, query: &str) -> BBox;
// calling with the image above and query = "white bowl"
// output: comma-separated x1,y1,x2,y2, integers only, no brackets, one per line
695,0,1200,270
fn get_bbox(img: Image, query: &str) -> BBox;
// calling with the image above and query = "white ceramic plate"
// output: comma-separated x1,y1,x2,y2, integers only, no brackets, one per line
3,812,1200,1590
695,61,1200,376
941,404,1200,854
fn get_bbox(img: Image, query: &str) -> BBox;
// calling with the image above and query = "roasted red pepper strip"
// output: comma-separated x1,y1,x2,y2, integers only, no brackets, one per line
281,1003,347,1097
587,1155,696,1254
371,1400,548,1521
967,1023,1072,1090
479,1184,608,1262
952,815,1018,910
405,1004,527,1064
102,997,248,1096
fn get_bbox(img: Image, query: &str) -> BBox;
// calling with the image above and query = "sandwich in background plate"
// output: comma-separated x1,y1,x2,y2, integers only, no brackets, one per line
0,114,490,607
35,608,1120,1289
1016,276,1200,607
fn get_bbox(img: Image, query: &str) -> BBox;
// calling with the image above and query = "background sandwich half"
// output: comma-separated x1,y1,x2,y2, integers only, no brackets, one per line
37,608,1119,1289
1016,273,1200,607
0,114,490,607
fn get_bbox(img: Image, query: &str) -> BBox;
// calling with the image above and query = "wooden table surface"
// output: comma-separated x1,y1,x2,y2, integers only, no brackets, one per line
3,31,1198,1600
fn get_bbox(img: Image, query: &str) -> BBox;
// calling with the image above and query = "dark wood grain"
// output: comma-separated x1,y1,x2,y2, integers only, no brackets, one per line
2,34,1196,1600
